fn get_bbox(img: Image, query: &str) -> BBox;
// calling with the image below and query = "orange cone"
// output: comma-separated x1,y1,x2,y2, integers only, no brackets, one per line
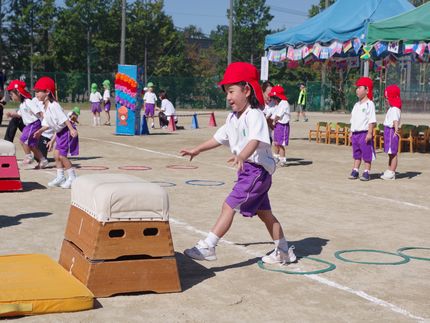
209,112,217,127
167,115,176,131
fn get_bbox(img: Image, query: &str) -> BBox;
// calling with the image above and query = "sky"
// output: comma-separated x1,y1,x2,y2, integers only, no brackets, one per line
163,0,321,36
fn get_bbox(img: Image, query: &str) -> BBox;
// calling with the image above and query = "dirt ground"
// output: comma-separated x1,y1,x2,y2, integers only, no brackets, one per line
1,108,429,323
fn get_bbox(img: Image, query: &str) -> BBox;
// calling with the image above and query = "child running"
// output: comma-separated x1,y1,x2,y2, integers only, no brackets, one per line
33,77,78,189
269,85,291,167
349,77,376,181
180,62,296,265
6,80,48,168
89,83,102,126
381,85,402,180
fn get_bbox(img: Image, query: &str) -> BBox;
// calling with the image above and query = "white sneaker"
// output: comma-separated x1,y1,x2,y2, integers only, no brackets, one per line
184,240,217,261
60,177,74,189
35,159,49,169
48,176,66,187
262,246,296,265
22,156,34,165
151,122,155,129
380,170,395,180
278,160,288,167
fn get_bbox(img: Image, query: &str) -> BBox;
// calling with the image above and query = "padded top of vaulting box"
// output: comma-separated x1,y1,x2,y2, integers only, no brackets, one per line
0,139,16,156
0,254,93,317
71,173,169,222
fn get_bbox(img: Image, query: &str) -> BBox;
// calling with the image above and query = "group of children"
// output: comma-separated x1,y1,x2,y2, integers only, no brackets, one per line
142,83,178,129
5,77,79,189
349,77,401,181
89,80,111,126
180,62,403,266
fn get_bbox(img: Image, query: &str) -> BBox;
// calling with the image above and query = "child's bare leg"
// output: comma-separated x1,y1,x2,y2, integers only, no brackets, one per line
257,210,284,241
389,154,398,172
20,142,31,155
60,155,72,170
30,147,45,162
278,146,285,158
353,159,361,170
211,202,236,238
54,150,62,169
364,161,371,171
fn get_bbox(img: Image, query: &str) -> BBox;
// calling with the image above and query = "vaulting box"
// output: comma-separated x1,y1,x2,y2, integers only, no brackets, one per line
58,174,181,297
0,139,22,192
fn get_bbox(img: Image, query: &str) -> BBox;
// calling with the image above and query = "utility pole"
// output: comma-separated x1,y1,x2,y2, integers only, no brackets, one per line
227,0,233,66
87,29,91,96
30,1,34,90
120,0,126,64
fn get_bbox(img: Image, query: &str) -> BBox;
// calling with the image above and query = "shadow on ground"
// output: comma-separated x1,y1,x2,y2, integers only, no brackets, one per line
0,212,52,229
22,181,47,192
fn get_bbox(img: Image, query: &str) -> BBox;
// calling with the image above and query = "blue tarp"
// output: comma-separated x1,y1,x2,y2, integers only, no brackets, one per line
265,0,414,49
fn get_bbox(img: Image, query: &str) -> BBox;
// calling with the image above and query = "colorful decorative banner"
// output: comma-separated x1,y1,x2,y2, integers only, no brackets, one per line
360,45,372,60
404,42,417,54
293,48,302,61
415,42,426,57
301,45,311,58
280,48,287,61
320,47,330,59
287,46,295,60
313,43,322,57
374,42,388,56
353,38,362,54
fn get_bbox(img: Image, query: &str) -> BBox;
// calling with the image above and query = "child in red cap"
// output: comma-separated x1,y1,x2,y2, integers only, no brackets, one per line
349,77,377,181
180,62,296,265
381,85,402,180
33,77,79,189
268,85,291,167
6,80,48,168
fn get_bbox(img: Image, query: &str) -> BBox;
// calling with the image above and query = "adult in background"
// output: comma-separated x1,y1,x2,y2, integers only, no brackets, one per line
295,83,308,122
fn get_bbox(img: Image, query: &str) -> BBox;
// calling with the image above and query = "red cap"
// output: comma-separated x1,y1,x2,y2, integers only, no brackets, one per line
34,76,56,100
218,62,264,106
384,84,402,109
355,77,373,100
6,80,31,99
268,85,288,101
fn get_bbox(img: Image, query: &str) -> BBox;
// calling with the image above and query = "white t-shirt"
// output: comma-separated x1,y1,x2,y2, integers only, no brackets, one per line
89,92,102,103
160,99,177,121
350,100,377,132
41,101,68,133
263,105,275,118
18,98,42,125
144,92,157,104
213,107,276,175
383,107,401,128
271,100,290,124
103,89,110,101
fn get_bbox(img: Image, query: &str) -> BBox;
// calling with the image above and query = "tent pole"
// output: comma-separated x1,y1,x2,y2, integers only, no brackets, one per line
363,61,369,77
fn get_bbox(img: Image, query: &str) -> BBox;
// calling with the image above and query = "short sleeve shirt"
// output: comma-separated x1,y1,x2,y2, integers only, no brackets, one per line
103,89,110,101
271,100,290,124
160,99,177,121
18,98,42,125
89,92,102,103
144,92,157,104
41,101,68,133
213,107,276,174
383,107,401,128
350,100,377,132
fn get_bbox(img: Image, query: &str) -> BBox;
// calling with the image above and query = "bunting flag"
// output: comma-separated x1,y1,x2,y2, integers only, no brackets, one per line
335,41,343,54
374,42,388,56
415,42,426,57
329,42,337,57
353,38,362,54
343,40,352,53
287,46,294,60
360,45,372,60
428,43,430,53
301,45,311,58
404,42,417,54
293,48,302,61
388,41,399,54
303,54,314,65
313,43,322,57
320,47,330,59
280,48,287,61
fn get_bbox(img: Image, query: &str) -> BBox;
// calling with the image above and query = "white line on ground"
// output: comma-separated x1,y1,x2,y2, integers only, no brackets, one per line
169,217,427,322
82,135,427,322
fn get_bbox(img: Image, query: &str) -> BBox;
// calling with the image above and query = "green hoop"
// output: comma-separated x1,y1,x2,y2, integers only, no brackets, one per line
257,256,336,275
397,247,430,262
335,249,410,265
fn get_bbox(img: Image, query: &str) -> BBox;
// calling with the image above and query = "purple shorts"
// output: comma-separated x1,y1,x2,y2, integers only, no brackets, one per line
56,126,79,157
104,100,111,112
145,103,155,117
383,126,399,155
91,102,102,113
20,119,41,148
351,131,375,163
225,162,272,217
273,122,290,146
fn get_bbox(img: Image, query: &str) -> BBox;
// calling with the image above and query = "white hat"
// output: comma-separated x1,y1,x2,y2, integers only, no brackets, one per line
143,87,148,91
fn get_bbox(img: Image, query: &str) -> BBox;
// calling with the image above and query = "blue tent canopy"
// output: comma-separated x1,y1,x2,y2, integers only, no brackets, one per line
265,0,414,49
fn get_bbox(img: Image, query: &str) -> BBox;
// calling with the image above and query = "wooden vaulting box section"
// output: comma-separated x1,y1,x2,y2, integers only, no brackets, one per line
0,254,93,317
58,174,182,297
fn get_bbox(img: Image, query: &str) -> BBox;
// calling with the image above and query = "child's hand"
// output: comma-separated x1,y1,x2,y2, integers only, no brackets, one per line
70,128,78,138
47,140,54,152
227,154,245,171
180,148,199,161
6,112,13,118
365,133,372,143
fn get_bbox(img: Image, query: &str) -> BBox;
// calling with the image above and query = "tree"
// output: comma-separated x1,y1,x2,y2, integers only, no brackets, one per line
308,0,335,17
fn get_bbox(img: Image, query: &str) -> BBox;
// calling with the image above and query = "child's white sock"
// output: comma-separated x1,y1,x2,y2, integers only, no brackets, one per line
274,238,289,252
93,116,97,126
204,232,220,248
353,168,359,172
67,168,77,180
57,168,65,179
96,117,101,126
280,157,287,162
